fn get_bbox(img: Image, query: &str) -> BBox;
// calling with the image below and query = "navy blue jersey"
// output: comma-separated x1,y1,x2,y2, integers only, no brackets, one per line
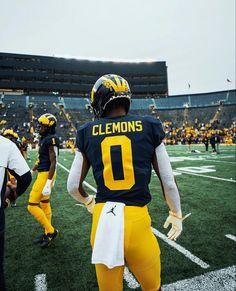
76,114,165,206
37,134,59,172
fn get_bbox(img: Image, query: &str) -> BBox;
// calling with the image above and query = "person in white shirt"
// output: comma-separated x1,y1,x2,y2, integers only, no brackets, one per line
0,136,32,290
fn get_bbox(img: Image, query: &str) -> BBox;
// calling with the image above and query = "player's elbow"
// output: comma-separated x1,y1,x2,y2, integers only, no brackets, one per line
163,180,178,194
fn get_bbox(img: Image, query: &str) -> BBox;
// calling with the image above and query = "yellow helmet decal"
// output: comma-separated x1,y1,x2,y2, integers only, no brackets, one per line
102,76,129,93
38,114,57,126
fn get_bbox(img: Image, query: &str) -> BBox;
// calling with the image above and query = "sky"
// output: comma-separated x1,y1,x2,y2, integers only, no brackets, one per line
0,0,235,95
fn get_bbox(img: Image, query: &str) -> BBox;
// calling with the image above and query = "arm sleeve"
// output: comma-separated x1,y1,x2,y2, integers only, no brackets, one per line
67,151,88,204
155,143,182,215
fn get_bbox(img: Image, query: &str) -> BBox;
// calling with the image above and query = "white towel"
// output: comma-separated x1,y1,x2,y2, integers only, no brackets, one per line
92,201,125,269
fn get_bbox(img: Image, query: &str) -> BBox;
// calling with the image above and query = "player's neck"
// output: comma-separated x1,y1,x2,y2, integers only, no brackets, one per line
105,108,127,118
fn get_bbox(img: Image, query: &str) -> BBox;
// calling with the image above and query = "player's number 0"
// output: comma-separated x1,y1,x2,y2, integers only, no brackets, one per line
101,135,135,190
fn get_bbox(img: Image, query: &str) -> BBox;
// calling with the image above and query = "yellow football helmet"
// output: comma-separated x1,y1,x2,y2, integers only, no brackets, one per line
38,113,57,127
38,113,57,135
3,129,14,137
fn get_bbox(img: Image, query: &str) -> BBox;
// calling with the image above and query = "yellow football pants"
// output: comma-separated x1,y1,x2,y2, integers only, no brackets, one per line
91,203,161,291
28,172,56,234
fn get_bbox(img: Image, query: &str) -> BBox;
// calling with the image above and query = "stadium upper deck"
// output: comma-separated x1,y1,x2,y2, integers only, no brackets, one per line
0,52,168,96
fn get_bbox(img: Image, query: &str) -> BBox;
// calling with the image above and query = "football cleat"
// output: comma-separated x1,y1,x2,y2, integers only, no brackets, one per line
33,234,47,245
40,229,58,248
91,74,131,118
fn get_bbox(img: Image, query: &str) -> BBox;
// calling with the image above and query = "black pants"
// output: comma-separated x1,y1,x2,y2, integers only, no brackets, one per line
0,208,5,291
211,143,216,152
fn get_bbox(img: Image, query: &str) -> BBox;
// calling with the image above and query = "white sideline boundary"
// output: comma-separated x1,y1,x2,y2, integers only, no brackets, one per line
35,274,47,291
225,234,236,242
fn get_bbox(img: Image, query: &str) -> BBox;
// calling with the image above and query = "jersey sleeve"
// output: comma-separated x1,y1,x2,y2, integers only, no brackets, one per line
47,136,60,147
146,116,165,148
76,124,86,153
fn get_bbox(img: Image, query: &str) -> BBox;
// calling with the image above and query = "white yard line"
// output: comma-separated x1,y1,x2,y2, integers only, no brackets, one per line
203,159,236,164
124,267,140,289
35,274,47,291
175,170,236,183
163,265,236,291
201,155,235,159
225,234,236,242
151,228,210,269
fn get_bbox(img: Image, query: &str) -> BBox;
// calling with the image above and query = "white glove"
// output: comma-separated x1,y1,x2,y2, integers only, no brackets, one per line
4,198,11,209
84,195,95,214
164,211,191,241
42,179,52,196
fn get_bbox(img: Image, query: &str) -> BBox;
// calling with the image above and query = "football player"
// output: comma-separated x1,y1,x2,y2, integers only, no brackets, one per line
28,113,59,248
21,136,29,160
67,74,186,291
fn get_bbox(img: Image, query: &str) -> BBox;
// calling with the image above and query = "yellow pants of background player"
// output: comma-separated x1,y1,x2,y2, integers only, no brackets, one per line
28,172,56,234
91,204,161,291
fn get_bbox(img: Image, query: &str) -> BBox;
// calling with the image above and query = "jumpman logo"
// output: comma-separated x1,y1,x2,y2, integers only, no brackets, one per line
106,205,117,216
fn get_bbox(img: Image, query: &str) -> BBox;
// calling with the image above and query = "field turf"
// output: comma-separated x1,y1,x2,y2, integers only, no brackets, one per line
4,144,236,290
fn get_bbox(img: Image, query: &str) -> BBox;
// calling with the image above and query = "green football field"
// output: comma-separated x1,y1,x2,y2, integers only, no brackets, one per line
4,145,236,290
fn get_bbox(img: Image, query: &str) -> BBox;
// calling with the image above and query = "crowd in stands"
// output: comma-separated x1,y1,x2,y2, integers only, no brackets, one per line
163,121,236,148
1,92,236,152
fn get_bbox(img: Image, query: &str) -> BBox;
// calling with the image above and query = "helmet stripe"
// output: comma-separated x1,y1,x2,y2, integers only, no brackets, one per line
115,76,121,88
103,78,118,91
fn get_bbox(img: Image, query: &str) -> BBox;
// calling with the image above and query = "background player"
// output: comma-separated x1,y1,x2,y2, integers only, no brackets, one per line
28,113,59,248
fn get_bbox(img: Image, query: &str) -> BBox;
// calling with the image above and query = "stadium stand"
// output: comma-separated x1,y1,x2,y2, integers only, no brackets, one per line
1,90,235,141
0,52,235,145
